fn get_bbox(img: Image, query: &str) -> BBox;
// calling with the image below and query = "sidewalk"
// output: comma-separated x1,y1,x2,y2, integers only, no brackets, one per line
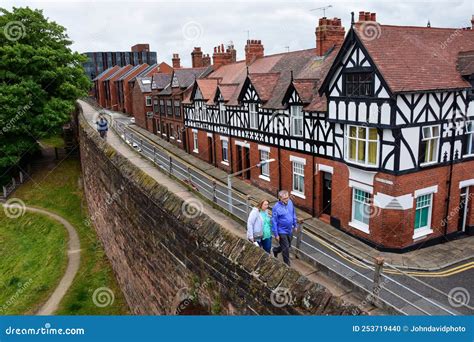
124,117,474,272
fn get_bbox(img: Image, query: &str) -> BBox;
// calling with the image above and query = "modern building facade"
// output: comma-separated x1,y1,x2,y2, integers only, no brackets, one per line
83,44,158,80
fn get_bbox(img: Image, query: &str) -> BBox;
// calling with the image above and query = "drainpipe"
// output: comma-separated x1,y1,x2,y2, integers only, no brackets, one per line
443,98,458,236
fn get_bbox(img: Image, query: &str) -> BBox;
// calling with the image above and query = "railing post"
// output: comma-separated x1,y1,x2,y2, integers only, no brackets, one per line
3,186,6,198
212,181,217,202
152,146,156,164
19,171,23,184
372,257,385,305
169,156,173,174
140,139,143,151
245,195,251,217
187,166,192,185
12,178,16,188
295,221,304,259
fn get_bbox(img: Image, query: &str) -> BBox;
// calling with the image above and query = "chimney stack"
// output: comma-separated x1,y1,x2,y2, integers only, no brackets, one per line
212,43,237,69
245,39,264,65
172,53,181,69
358,11,377,22
315,17,345,56
191,47,203,68
202,54,211,67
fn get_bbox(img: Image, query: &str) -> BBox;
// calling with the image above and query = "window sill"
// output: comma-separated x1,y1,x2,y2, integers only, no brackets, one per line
345,158,378,168
177,140,182,143
420,161,437,167
193,149,199,153
291,191,306,199
349,220,370,234
463,153,474,158
259,175,271,182
413,227,433,240
221,161,229,166
170,137,175,140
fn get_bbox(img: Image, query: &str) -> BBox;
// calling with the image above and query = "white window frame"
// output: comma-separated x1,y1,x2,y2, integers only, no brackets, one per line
420,125,440,166
219,102,226,125
345,125,379,167
146,111,153,119
221,140,229,163
349,188,371,233
291,160,305,198
465,121,474,157
145,96,152,107
413,193,434,239
249,103,258,129
193,131,199,153
290,105,304,137
260,149,270,179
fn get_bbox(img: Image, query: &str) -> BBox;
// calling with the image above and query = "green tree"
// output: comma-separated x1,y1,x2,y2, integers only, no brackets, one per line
0,7,90,178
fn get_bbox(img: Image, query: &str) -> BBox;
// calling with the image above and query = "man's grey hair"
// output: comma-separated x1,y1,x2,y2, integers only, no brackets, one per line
278,190,289,199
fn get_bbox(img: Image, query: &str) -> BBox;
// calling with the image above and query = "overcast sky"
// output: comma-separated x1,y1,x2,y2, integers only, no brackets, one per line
3,0,473,66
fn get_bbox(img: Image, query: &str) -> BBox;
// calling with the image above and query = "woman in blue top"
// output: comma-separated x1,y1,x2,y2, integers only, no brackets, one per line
247,199,272,253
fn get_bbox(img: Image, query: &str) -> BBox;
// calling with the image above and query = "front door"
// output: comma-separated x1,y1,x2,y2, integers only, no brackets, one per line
458,187,470,232
243,147,251,179
208,137,214,164
236,145,243,174
322,172,332,215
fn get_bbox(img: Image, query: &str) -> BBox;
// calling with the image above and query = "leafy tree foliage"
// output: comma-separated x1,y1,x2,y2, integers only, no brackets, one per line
0,7,90,176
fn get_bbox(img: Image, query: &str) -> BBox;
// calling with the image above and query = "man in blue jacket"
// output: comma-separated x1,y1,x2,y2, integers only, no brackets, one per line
272,190,298,266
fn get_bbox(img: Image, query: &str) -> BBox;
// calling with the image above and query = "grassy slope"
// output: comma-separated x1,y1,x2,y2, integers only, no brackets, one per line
0,211,67,314
13,156,129,315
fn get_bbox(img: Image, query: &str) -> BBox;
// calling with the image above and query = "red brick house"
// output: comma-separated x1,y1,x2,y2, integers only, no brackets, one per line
102,65,133,110
93,65,120,108
116,64,150,114
132,76,154,131
183,13,474,252
152,63,213,151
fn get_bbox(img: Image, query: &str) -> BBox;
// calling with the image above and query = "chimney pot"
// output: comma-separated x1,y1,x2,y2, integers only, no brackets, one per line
370,13,376,21
359,11,365,21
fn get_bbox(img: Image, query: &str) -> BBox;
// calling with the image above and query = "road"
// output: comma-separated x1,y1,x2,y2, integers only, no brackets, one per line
103,111,474,316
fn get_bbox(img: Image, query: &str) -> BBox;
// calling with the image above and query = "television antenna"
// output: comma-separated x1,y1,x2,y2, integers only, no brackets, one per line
310,5,333,17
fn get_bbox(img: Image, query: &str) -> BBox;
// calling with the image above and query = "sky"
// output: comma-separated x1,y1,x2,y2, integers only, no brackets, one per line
3,0,473,66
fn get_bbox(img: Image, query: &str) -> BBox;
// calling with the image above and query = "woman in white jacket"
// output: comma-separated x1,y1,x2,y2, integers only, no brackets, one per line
247,199,272,253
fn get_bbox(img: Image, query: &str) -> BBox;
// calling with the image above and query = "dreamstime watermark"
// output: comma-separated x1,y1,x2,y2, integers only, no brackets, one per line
3,21,26,41
1,100,33,135
3,198,26,219
92,287,115,308
351,278,389,315
182,21,203,41
84,184,125,227
181,198,204,219
439,29,463,50
441,192,473,227
175,278,211,314
359,21,381,41
270,287,294,308
0,278,33,313
447,287,470,308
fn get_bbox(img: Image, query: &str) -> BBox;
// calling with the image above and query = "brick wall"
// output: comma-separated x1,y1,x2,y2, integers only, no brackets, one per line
77,105,362,315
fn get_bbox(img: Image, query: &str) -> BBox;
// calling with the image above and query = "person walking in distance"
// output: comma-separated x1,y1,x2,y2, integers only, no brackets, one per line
96,115,109,139
271,190,298,266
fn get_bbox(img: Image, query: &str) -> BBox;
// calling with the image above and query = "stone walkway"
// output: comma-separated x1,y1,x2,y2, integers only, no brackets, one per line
123,114,474,272
79,100,381,314
1,204,81,315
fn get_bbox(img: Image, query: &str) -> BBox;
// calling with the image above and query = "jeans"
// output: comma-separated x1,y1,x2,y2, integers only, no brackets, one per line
273,233,292,266
258,237,272,253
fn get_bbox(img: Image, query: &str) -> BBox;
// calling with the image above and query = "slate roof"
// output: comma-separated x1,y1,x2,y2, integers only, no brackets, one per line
457,50,474,76
159,66,213,96
118,64,145,81
151,73,172,90
353,24,474,92
136,77,153,93
104,65,132,81
92,66,120,81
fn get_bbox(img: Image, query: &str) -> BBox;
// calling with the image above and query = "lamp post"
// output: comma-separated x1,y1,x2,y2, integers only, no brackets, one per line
227,158,275,214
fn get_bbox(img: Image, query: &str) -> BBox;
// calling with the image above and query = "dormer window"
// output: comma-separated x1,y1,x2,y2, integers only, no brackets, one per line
249,103,258,129
344,72,373,97
290,105,303,137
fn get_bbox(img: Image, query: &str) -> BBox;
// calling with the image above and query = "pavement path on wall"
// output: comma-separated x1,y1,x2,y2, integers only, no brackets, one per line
1,204,81,315
81,100,474,316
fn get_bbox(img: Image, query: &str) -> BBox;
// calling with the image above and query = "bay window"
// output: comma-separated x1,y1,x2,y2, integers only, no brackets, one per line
346,125,378,166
